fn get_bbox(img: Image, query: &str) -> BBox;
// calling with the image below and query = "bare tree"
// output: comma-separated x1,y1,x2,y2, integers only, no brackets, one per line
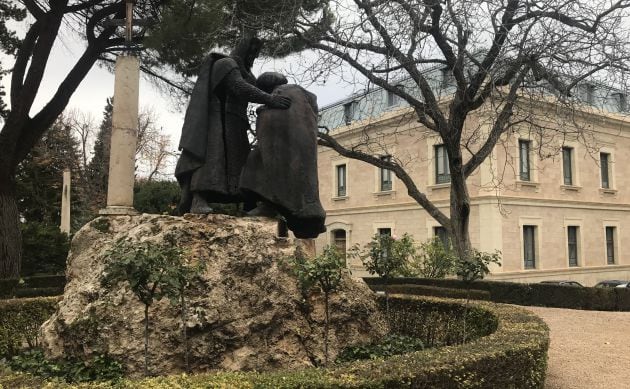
135,107,176,181
0,1,140,278
65,108,96,172
291,0,630,262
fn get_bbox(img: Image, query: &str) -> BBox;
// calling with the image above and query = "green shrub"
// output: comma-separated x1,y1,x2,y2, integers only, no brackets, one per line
0,297,59,357
20,222,69,276
133,180,180,215
291,245,345,365
9,348,124,383
455,249,501,283
336,334,424,363
0,279,19,298
101,240,192,376
350,233,415,313
403,237,457,278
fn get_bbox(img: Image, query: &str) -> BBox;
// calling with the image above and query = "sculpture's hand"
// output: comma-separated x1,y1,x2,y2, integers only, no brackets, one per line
268,95,292,109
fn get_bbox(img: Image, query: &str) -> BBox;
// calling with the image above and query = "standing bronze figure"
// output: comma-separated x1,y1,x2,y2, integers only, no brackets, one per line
175,37,291,214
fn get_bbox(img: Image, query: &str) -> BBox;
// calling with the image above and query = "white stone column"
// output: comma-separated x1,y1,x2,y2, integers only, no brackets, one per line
100,55,140,215
60,169,71,234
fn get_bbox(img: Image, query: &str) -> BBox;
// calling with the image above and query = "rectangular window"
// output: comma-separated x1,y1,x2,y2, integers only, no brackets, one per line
613,92,627,112
336,164,346,197
343,101,356,124
435,145,450,184
600,153,610,189
441,68,453,89
378,228,392,237
333,230,347,262
380,155,393,191
562,147,573,185
387,85,405,107
567,226,578,267
523,225,536,269
606,226,616,265
519,140,531,181
434,226,449,249
579,84,595,105
377,228,392,260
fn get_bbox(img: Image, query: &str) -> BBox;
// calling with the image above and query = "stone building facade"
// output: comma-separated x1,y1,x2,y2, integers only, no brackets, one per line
314,70,630,286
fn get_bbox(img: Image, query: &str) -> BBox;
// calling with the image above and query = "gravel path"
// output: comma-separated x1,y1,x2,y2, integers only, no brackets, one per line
525,306,630,389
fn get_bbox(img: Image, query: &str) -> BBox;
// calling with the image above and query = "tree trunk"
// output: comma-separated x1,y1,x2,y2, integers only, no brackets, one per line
181,291,190,373
0,173,21,279
384,275,390,316
324,291,329,366
449,169,472,264
144,304,150,377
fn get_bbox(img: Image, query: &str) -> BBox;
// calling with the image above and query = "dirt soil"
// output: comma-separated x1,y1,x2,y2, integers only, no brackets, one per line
525,306,630,389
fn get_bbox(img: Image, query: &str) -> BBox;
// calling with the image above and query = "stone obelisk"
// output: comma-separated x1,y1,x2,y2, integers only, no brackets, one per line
60,169,71,234
100,0,139,216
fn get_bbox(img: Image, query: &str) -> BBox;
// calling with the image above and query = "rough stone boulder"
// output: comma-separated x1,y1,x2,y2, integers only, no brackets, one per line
40,214,388,376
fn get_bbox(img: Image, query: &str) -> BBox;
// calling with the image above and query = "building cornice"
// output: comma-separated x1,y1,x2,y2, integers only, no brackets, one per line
324,195,630,217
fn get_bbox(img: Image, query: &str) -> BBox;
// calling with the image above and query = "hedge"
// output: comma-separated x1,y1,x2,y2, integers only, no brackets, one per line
0,279,19,298
0,295,549,388
364,277,630,311
374,284,491,301
15,287,65,298
0,297,59,357
0,276,66,299
21,275,66,289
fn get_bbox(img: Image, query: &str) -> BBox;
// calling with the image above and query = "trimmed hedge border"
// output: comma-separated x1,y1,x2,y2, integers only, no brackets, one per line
0,276,66,299
377,284,491,301
365,277,630,311
0,297,59,357
0,295,549,388
21,275,66,289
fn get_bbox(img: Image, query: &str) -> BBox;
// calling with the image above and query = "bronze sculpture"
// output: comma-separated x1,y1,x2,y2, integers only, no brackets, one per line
175,37,291,214
176,42,326,238
240,72,326,239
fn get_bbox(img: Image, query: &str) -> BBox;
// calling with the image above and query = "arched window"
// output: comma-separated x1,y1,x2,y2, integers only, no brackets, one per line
332,229,347,264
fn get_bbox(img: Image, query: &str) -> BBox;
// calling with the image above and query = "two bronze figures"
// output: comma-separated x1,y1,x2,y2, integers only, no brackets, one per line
175,37,326,239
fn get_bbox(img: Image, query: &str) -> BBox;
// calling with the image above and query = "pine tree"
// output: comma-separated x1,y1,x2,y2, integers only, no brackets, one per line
85,98,113,213
15,117,84,226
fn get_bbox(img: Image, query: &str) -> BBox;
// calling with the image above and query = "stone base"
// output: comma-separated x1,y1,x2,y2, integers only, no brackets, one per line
40,214,388,377
98,206,139,216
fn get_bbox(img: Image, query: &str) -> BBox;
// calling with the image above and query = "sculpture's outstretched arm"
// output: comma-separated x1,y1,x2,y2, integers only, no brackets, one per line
222,70,291,109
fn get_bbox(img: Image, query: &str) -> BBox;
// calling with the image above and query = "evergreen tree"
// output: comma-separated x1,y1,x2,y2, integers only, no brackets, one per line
0,70,8,121
0,0,26,121
16,118,83,226
15,116,88,276
143,0,329,76
85,98,113,213
134,180,181,215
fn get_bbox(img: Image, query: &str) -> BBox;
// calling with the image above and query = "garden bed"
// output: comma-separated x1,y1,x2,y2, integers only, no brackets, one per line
0,294,549,388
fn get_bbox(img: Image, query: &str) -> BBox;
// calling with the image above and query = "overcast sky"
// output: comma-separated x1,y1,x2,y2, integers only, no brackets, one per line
1,22,359,157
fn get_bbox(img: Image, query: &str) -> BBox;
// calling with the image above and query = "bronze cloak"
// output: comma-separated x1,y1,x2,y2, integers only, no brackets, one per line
239,84,326,239
175,54,251,209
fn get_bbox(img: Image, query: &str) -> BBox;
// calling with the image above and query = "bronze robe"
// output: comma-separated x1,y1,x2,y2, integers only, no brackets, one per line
175,54,252,209
240,85,326,239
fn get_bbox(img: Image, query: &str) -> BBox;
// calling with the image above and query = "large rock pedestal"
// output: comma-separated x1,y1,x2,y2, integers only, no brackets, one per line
41,214,388,376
